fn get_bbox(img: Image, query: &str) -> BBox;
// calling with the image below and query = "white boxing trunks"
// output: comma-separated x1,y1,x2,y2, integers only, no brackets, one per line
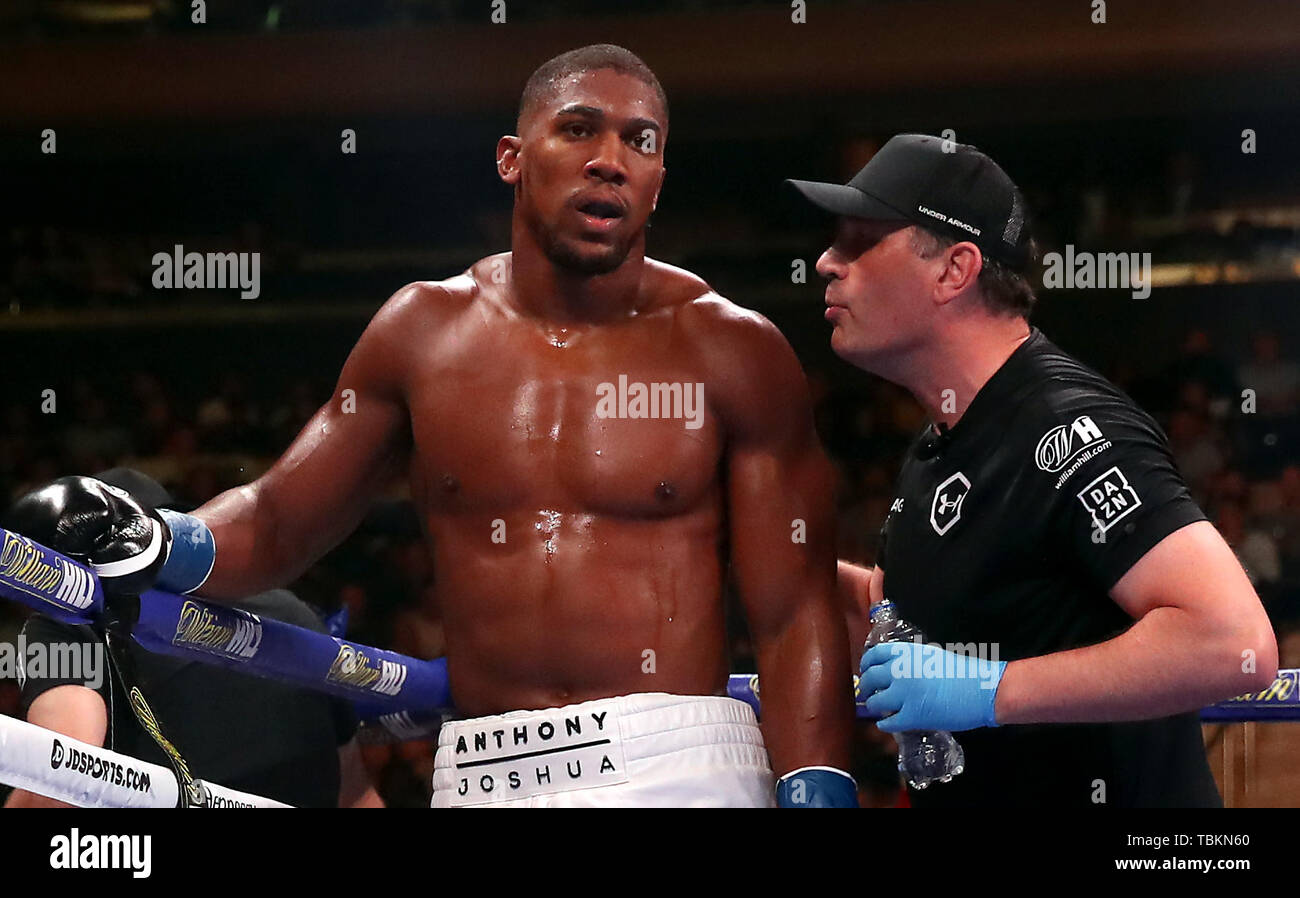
431,692,775,807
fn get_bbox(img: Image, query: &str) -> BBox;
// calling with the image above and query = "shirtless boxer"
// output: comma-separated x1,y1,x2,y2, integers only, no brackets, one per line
8,45,856,807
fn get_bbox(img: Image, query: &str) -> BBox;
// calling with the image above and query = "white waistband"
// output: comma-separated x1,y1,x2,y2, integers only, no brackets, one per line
437,692,761,764
434,693,766,806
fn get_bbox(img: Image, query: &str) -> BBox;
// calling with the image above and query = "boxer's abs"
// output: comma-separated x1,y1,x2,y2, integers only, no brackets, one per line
427,507,731,716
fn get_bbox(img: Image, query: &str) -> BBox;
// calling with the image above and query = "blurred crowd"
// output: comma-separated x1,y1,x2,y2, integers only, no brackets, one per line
0,223,285,312
5,134,1300,315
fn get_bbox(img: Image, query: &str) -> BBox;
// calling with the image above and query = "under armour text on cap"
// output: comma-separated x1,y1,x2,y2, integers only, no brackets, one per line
785,133,1032,271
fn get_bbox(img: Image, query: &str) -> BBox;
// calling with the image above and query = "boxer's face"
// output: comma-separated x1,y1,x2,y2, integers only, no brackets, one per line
504,69,666,275
816,218,932,372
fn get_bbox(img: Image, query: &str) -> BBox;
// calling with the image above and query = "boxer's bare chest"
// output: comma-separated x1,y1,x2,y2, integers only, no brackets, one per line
405,300,726,519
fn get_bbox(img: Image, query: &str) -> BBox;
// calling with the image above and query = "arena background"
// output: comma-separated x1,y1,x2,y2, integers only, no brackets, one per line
1,0,1297,808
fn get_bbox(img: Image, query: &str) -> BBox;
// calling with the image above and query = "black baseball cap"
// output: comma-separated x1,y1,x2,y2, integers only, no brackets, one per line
785,133,1032,271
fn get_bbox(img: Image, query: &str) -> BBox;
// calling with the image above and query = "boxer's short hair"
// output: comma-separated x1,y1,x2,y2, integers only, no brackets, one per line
518,44,668,131
908,225,1040,319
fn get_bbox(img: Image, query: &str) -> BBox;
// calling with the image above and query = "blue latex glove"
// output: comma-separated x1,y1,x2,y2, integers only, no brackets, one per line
858,641,1007,733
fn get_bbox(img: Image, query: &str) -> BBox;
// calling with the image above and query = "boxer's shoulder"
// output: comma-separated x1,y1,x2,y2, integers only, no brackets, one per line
642,256,713,306
359,275,482,353
644,259,808,428
345,278,476,390
645,258,782,347
382,274,480,320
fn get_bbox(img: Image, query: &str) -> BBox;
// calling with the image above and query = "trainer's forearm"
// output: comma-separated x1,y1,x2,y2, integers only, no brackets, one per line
753,599,855,775
837,560,873,658
994,605,1279,724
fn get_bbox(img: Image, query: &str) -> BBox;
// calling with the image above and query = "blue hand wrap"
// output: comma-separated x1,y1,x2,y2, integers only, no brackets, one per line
156,509,216,595
776,767,859,808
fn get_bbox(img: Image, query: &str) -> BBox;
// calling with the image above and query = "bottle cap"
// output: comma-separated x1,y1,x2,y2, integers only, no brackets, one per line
868,599,895,622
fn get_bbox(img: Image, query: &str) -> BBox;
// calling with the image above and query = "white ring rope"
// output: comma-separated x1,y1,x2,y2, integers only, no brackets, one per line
0,714,290,808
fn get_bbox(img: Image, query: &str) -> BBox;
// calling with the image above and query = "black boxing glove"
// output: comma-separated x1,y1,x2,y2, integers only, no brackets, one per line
4,475,172,597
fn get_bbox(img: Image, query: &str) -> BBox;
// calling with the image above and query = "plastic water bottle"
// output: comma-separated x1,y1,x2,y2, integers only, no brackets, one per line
863,599,965,789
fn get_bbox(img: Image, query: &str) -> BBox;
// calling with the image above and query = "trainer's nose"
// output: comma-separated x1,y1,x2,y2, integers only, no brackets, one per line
816,247,843,280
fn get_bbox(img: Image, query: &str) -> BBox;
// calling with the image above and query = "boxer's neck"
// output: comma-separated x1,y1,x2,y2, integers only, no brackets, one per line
508,223,649,325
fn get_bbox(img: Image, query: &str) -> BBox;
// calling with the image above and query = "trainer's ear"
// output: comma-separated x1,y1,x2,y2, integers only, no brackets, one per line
934,241,983,306
497,135,522,185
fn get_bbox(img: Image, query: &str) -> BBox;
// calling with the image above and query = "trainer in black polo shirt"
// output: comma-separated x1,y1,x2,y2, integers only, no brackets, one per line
788,134,1277,807
876,328,1221,806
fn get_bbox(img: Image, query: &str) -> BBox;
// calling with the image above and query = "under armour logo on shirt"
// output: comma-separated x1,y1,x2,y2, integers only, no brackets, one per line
930,472,971,535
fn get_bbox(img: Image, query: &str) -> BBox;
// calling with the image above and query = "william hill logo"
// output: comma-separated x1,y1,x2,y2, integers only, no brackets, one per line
1225,670,1297,704
172,601,262,660
326,641,408,696
0,531,96,611
1035,415,1105,472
